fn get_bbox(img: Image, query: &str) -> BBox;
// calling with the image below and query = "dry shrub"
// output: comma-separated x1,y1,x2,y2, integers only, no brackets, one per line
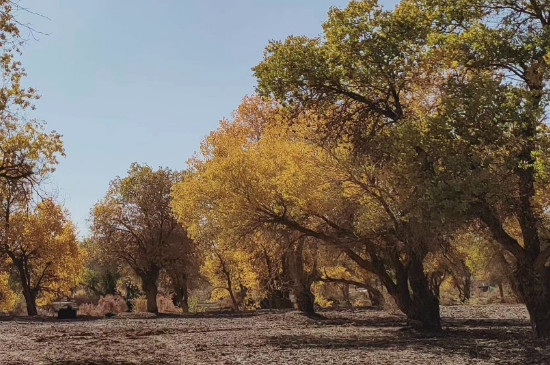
158,295,181,313
78,295,128,317
131,295,181,313
131,295,147,313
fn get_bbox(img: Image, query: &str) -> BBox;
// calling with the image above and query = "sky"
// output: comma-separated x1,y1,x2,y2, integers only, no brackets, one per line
17,0,397,236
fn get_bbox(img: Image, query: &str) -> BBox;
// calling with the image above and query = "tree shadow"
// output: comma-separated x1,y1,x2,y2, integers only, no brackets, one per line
265,317,549,364
0,315,102,323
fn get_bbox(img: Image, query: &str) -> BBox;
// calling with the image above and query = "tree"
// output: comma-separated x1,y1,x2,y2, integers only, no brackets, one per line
80,239,122,302
91,163,194,313
0,0,67,316
411,0,550,338
172,96,450,328
1,195,83,316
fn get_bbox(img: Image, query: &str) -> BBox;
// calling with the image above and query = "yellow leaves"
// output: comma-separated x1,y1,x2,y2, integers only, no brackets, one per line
0,271,15,312
5,200,84,306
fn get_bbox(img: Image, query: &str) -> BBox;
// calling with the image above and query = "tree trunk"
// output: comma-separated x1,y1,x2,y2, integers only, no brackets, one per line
514,263,550,339
366,285,385,307
341,283,352,307
498,282,504,302
344,247,441,330
294,285,315,313
140,268,160,314
463,273,472,302
171,274,189,313
393,254,442,331
285,239,316,314
227,283,239,311
14,260,38,316
22,287,38,316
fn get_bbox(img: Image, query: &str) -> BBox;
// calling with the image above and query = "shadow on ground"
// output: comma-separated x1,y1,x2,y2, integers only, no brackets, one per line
266,315,549,364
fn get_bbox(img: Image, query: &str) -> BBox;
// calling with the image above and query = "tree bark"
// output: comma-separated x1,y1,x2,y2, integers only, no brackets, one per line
294,284,315,313
14,260,38,316
341,283,352,307
22,287,38,316
285,239,316,314
514,262,550,339
171,274,189,313
366,285,385,307
139,267,160,314
344,247,441,331
395,255,442,331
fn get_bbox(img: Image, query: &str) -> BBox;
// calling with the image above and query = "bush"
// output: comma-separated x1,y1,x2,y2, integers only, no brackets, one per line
189,296,203,313
131,296,148,313
78,295,128,317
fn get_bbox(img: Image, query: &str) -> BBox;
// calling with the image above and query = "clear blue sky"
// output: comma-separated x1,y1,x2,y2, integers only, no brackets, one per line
18,0,397,236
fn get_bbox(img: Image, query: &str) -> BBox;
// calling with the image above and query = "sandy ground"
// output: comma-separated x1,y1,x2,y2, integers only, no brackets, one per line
0,304,549,365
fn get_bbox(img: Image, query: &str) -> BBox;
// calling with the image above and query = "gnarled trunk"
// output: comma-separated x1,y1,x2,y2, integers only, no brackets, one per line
139,266,160,314
345,247,441,331
514,263,550,339
171,274,189,313
285,240,316,314
393,255,441,331
294,285,315,313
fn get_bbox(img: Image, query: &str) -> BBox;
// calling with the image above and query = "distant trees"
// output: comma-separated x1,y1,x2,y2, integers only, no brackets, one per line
91,163,196,313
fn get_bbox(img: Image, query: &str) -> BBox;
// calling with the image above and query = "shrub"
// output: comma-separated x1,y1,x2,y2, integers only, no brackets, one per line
131,295,148,313
77,295,128,317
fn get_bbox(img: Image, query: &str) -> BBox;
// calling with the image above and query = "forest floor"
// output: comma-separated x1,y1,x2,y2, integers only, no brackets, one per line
0,304,548,365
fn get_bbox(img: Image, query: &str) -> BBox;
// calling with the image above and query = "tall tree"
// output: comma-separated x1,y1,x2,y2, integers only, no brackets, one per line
91,163,193,313
254,0,550,338
172,96,448,329
1,191,83,316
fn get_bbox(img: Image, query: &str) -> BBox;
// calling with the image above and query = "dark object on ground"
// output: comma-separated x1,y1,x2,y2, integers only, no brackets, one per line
53,301,79,319
57,306,77,319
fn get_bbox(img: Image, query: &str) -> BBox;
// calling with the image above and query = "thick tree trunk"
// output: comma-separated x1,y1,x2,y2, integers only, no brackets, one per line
463,273,472,302
285,240,316,314
393,255,442,331
294,285,315,313
514,263,550,339
22,287,38,316
171,274,189,313
498,283,504,302
344,247,441,330
140,268,160,314
261,288,293,309
227,283,239,311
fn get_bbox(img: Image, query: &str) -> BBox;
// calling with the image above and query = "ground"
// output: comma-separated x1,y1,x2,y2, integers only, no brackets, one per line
0,304,549,365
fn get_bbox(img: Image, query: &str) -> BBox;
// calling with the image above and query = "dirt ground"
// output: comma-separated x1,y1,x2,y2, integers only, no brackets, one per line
0,304,549,365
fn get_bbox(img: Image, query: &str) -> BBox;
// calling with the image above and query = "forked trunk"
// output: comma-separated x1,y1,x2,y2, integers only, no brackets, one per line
393,254,442,331
23,288,38,316
285,239,316,314
15,261,38,316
